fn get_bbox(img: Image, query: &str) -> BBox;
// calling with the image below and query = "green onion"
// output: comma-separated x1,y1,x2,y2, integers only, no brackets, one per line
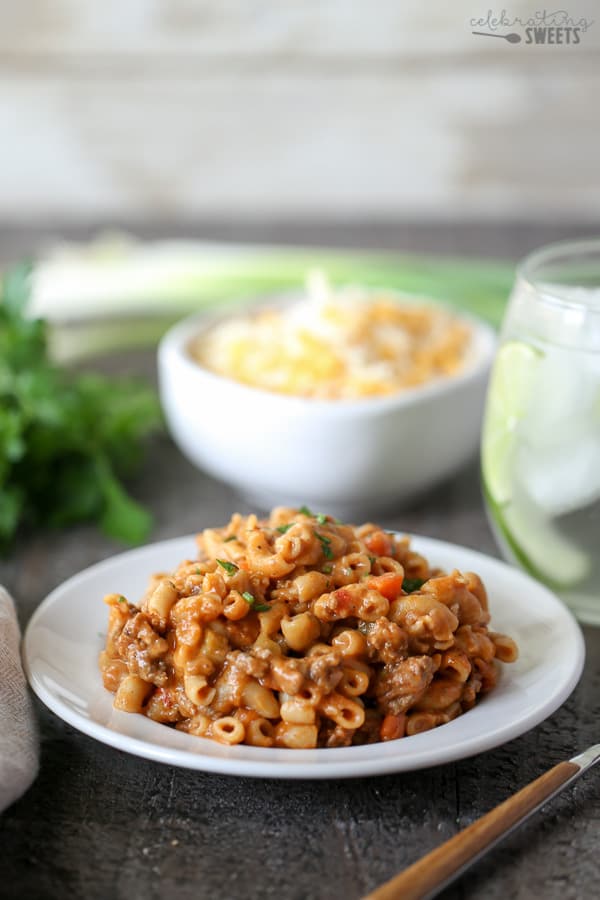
402,577,426,593
369,556,377,567
298,505,313,516
322,564,333,574
216,559,238,576
224,535,237,542
276,523,294,534
118,595,128,605
195,567,201,575
316,513,328,525
32,238,514,361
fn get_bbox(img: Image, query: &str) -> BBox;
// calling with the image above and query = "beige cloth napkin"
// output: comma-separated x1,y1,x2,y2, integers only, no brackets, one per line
0,586,38,811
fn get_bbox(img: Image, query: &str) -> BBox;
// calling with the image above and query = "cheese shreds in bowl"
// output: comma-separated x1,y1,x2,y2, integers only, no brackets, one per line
191,275,473,401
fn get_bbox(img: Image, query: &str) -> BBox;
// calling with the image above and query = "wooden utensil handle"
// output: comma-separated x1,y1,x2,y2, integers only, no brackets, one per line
364,760,579,900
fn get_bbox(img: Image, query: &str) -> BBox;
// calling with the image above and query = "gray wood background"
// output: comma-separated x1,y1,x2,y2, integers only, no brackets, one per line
2,0,599,223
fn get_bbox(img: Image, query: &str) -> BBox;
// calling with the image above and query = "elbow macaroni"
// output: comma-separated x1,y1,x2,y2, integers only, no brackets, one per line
99,507,518,748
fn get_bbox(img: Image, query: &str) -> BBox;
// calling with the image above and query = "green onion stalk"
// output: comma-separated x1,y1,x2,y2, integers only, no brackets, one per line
28,235,515,362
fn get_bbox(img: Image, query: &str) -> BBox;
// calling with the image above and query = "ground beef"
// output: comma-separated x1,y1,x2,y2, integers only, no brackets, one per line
305,650,344,693
374,655,435,715
116,612,169,686
365,617,408,664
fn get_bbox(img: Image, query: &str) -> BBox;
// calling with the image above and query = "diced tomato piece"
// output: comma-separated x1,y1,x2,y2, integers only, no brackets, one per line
380,714,406,741
364,530,394,557
155,688,173,709
367,573,405,601
334,589,353,615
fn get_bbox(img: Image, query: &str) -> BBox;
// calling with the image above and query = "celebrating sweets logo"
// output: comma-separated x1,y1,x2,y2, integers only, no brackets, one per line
471,9,594,43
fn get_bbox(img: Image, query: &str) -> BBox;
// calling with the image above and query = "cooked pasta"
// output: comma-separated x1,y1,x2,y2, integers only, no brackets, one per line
99,507,518,748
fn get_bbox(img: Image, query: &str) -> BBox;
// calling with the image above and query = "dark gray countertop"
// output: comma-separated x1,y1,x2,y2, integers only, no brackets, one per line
0,222,598,900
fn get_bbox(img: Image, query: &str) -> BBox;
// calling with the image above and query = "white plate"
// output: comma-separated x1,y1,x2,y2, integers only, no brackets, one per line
23,534,585,779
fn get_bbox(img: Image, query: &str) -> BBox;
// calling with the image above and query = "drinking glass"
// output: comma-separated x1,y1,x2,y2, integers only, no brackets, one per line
481,239,600,625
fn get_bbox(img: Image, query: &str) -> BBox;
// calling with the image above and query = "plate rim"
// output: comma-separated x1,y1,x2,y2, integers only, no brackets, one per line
23,532,586,779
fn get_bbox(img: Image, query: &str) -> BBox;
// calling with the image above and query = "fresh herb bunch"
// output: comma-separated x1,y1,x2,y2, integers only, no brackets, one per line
0,262,163,549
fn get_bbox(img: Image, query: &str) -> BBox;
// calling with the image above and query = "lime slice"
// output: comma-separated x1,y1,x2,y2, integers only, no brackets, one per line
482,340,543,506
501,503,592,590
483,340,591,588
487,489,591,588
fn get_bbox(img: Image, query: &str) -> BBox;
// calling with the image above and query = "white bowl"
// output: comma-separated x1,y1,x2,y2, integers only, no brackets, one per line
158,299,496,517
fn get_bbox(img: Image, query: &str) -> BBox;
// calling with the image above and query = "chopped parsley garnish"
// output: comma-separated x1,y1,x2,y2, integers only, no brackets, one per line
316,513,328,525
298,505,313,516
322,564,333,574
224,535,237,542
402,577,426,593
118,595,128,605
216,559,239,576
195,567,201,575
242,591,271,612
314,531,334,559
276,523,294,534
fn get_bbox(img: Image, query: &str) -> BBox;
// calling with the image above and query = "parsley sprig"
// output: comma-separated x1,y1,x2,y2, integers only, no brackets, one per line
297,505,329,526
216,559,239,576
0,263,162,550
402,577,426,593
314,530,334,560
242,591,271,612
